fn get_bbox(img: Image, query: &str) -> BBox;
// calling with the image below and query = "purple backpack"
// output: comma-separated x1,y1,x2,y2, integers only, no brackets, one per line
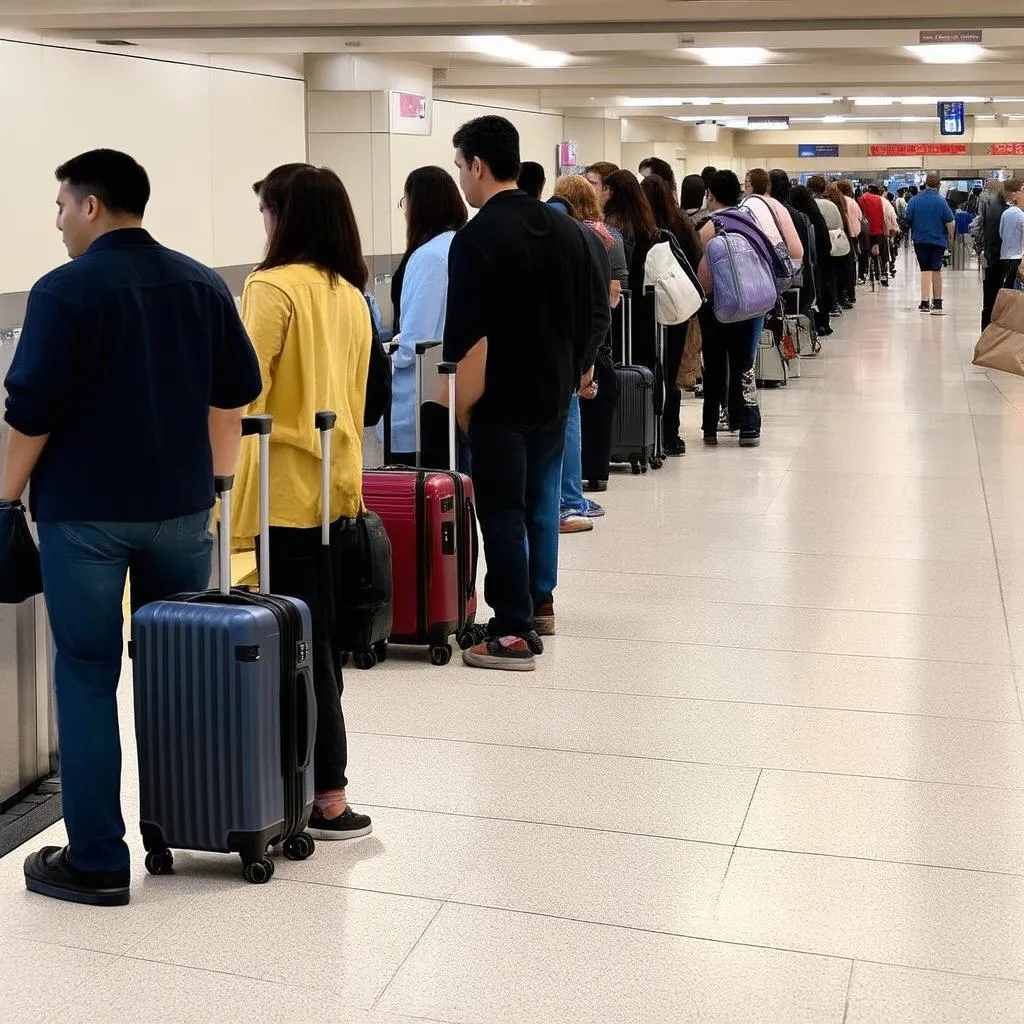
705,209,784,323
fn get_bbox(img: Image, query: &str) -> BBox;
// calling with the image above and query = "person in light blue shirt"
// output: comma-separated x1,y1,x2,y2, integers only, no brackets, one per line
387,166,467,464
903,172,955,314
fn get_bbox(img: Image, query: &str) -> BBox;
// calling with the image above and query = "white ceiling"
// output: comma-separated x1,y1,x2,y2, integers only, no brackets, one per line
5,0,1024,123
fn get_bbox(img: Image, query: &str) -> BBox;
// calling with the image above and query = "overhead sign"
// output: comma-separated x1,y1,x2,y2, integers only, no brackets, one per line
938,101,966,137
989,142,1024,156
919,29,982,43
869,143,967,157
798,144,839,158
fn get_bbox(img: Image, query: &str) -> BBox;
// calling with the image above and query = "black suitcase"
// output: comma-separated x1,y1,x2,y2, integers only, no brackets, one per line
313,411,394,670
131,414,316,884
610,289,657,474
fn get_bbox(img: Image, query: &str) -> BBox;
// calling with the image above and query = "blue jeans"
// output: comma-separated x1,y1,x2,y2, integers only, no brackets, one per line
468,416,565,636
36,511,214,873
559,394,585,516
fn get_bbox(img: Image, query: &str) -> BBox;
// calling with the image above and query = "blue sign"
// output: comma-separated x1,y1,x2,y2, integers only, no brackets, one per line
798,144,840,158
938,101,965,136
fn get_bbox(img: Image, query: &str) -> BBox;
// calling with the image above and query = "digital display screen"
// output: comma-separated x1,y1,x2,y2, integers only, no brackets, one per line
938,101,965,136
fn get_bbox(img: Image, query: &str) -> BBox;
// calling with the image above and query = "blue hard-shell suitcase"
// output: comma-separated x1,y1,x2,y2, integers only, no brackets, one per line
130,414,317,884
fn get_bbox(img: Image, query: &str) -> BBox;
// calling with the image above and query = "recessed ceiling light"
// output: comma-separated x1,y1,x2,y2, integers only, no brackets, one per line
905,43,984,63
687,47,771,67
467,36,568,68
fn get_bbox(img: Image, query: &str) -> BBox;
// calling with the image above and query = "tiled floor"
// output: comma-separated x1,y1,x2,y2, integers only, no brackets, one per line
4,257,1024,1023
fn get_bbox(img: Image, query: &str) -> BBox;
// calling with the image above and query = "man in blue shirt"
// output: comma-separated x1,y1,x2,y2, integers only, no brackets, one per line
998,178,1024,290
903,172,955,315
1,149,261,906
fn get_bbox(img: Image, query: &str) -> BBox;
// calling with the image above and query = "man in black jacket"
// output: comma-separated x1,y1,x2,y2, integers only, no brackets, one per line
980,183,1009,330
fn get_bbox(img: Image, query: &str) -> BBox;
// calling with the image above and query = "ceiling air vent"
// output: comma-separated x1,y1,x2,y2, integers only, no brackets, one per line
433,68,449,85
95,40,138,47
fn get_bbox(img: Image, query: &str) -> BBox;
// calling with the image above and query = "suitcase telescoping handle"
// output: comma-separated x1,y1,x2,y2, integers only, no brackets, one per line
213,475,235,597
314,410,337,547
241,414,273,596
381,339,442,468
620,288,632,365
436,361,459,471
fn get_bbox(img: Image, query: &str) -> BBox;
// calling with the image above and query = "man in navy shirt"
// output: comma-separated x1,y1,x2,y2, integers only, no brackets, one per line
1,149,261,906
903,172,955,315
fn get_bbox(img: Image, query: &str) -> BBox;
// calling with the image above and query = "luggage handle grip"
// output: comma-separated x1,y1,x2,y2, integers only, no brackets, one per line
241,414,272,437
297,666,316,771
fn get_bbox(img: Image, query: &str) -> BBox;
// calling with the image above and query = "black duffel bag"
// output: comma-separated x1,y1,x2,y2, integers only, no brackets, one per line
0,500,43,604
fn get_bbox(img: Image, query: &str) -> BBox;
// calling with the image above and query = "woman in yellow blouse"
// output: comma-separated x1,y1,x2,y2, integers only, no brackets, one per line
233,163,372,839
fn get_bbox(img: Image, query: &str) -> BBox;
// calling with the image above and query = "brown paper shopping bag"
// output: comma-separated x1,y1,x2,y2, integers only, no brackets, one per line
974,288,1024,377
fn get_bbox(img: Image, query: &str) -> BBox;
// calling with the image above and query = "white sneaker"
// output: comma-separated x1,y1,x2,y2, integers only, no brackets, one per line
559,514,594,534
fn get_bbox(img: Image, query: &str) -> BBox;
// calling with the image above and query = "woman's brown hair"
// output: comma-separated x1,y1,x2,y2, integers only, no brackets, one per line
254,163,368,291
640,174,703,268
826,180,853,235
603,169,658,248
403,165,468,255
553,175,603,223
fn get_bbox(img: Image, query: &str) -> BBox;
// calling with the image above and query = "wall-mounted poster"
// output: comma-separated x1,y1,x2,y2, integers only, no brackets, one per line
389,91,432,135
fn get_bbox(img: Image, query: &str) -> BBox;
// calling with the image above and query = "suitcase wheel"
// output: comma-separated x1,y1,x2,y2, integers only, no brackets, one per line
429,644,453,666
353,648,378,671
144,849,174,876
650,456,663,471
283,832,316,862
243,857,275,884
373,640,389,663
630,460,641,475
456,626,486,651
640,460,649,474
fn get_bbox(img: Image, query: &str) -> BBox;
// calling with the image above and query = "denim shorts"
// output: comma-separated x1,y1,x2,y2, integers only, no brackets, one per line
914,243,946,272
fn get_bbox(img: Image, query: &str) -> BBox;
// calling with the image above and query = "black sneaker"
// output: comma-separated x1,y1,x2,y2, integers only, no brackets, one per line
524,630,545,655
739,430,761,448
307,806,373,840
583,480,607,493
919,300,931,313
24,846,130,907
931,299,946,316
463,636,536,671
664,437,686,457
703,432,718,445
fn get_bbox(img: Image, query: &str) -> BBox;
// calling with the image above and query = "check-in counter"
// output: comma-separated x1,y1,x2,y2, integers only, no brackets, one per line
0,327,58,813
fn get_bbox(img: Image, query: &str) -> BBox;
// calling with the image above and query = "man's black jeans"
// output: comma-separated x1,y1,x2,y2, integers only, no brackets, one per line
469,414,567,637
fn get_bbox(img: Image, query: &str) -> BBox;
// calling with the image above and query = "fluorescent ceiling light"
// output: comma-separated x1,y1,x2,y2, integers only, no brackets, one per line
620,97,687,107
468,36,568,68
854,95,985,106
823,114,847,123
719,96,834,106
906,43,984,63
688,47,770,66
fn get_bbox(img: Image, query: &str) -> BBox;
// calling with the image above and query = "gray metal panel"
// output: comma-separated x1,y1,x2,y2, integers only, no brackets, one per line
0,327,58,809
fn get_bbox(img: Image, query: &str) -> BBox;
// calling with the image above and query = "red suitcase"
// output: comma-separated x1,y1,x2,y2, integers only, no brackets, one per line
363,342,484,665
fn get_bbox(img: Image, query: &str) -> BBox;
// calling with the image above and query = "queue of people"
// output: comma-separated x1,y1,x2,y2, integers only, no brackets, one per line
2,126,942,907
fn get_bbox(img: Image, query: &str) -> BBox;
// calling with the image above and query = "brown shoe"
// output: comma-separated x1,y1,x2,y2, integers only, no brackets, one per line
534,603,555,636
462,636,536,671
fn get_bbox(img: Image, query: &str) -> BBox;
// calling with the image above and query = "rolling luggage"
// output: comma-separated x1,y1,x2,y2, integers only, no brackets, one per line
314,411,393,670
756,327,788,388
610,289,657,475
362,342,484,665
131,414,316,885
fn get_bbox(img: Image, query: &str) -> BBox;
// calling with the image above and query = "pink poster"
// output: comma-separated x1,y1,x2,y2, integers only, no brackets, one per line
398,93,426,119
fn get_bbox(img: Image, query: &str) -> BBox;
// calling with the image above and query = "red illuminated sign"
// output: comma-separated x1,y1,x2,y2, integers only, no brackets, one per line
868,143,968,157
989,143,1024,157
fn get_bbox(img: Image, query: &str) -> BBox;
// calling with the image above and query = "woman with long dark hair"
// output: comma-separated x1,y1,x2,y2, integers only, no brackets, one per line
603,169,662,373
387,166,467,465
640,174,702,456
233,163,373,840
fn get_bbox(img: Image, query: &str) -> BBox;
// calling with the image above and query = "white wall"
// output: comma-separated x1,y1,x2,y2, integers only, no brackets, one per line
0,35,307,294
388,99,567,253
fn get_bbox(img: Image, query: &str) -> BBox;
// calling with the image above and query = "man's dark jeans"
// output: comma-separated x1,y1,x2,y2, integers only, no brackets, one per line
469,415,566,637
36,511,213,874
